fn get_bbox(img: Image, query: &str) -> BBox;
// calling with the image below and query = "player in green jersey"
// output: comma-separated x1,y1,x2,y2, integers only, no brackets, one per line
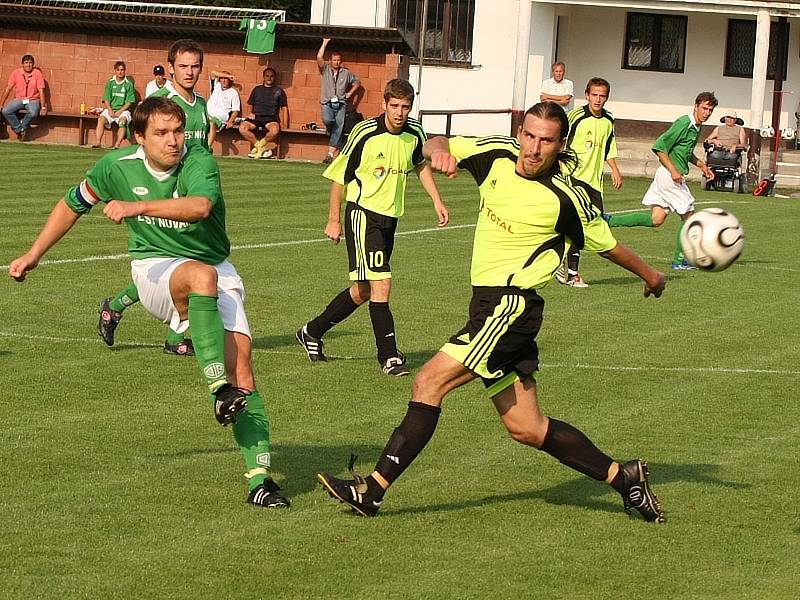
297,79,449,376
10,97,289,508
317,102,667,522
99,39,211,355
93,61,135,149
558,77,623,288
607,92,718,270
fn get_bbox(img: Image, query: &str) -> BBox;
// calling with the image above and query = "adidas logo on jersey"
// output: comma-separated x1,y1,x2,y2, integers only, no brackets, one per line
376,152,385,159
490,179,497,188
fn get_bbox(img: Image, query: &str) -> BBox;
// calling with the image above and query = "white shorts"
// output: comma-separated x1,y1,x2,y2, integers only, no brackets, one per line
100,109,132,127
642,165,695,215
131,257,251,338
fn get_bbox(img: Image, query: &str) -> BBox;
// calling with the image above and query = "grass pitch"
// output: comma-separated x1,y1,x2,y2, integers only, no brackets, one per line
1,143,798,599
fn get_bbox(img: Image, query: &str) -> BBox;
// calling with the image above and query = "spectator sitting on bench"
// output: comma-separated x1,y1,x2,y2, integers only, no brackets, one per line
207,69,241,151
93,61,135,148
239,67,288,159
1,54,47,141
145,64,168,98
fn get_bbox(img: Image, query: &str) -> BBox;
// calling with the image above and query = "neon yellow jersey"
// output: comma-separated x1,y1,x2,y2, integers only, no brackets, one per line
449,135,617,289
567,105,618,193
323,115,426,218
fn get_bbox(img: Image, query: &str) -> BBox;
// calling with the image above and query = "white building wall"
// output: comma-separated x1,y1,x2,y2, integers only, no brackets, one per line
311,0,388,27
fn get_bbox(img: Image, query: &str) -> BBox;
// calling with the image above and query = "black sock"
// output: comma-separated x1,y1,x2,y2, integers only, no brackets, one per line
609,470,626,494
567,247,581,275
540,418,613,481
307,288,360,339
375,401,441,484
369,301,399,362
364,475,386,501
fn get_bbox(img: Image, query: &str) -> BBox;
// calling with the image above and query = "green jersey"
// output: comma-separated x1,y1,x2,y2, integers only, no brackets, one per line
152,82,210,150
449,136,617,289
323,115,427,218
102,77,135,111
567,105,618,193
64,144,229,264
652,114,700,175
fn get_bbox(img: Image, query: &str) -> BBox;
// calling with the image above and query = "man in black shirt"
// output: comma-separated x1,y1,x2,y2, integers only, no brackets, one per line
239,67,288,159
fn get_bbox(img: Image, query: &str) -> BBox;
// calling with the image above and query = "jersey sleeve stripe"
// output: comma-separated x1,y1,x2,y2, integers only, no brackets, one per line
76,179,101,209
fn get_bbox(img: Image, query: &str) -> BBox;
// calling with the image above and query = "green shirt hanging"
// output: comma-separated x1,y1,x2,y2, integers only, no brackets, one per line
240,18,277,54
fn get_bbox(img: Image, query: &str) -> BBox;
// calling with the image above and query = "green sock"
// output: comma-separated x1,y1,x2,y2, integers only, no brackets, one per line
231,389,272,491
109,282,140,312
165,328,184,345
608,211,654,227
673,221,686,263
187,293,226,393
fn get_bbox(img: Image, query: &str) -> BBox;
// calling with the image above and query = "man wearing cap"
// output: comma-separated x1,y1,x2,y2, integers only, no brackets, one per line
705,110,747,162
145,65,168,98
207,69,241,150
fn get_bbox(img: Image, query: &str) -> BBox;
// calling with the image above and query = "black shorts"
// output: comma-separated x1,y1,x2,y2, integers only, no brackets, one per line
441,286,544,395
344,202,397,281
247,117,279,129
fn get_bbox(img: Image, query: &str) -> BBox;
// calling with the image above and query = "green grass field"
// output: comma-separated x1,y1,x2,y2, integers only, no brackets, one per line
1,143,798,599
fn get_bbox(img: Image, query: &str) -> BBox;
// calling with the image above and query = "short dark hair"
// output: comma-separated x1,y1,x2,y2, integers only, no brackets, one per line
167,39,204,67
384,79,414,102
132,96,186,136
331,50,343,58
263,67,276,77
585,77,610,95
695,91,719,107
21,54,34,64
522,101,577,173
114,61,126,70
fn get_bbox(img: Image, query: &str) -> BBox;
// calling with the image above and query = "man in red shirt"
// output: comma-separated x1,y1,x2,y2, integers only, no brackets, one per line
1,54,47,141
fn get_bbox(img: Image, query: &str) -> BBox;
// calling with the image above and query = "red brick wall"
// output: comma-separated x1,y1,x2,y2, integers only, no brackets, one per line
1,28,402,158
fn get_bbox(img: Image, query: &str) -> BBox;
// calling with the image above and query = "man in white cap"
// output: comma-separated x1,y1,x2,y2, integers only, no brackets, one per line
705,110,747,162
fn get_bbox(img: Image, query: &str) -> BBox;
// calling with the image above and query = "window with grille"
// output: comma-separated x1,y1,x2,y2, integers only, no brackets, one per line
623,12,687,73
725,19,789,80
391,0,475,65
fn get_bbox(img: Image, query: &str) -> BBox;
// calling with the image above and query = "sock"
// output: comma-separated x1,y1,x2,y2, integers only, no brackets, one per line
566,246,580,275
609,469,626,494
365,475,386,501
673,220,686,263
608,211,654,227
369,301,399,363
187,293,226,393
165,328,184,345
540,418,613,481
375,401,441,485
109,282,140,312
231,389,271,491
306,288,360,339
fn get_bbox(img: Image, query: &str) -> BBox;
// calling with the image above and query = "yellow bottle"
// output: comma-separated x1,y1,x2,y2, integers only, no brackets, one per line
80,101,86,115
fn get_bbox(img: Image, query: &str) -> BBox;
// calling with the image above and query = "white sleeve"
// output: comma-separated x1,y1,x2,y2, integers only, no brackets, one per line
564,79,574,97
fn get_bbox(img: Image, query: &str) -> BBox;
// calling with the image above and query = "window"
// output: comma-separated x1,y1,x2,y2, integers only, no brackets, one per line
725,19,789,80
623,12,687,73
391,0,475,65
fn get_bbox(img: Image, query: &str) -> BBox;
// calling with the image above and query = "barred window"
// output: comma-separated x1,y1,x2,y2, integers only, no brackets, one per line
391,0,475,65
725,19,789,80
623,12,686,73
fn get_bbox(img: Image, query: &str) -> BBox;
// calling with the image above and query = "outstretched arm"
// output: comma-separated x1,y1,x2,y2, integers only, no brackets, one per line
102,196,212,225
599,242,665,298
9,199,82,281
415,163,449,226
423,136,459,178
317,38,330,70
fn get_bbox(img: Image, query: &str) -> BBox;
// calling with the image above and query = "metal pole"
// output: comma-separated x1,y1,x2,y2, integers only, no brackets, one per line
769,17,788,182
747,9,770,187
416,0,429,117
511,0,532,135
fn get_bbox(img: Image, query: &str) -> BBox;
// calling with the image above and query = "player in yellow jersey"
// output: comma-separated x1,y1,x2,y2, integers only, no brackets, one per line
317,102,667,523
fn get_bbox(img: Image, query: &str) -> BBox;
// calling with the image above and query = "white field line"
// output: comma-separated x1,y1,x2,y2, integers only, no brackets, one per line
2,331,798,376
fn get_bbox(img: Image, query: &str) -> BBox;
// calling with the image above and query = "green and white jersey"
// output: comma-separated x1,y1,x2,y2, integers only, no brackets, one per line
152,82,210,150
64,144,229,264
567,105,618,193
323,115,426,218
652,114,700,175
450,135,617,290
102,77,136,111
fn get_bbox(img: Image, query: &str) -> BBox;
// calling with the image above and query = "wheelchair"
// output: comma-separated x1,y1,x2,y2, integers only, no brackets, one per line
701,142,748,193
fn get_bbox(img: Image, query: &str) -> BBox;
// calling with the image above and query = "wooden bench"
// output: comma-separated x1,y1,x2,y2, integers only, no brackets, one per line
1,109,98,145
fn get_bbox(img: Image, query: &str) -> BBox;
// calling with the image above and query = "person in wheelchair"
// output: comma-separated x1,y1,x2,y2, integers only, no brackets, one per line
704,110,747,163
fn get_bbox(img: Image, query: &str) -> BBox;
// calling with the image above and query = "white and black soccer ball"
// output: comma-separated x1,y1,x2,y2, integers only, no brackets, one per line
680,208,745,272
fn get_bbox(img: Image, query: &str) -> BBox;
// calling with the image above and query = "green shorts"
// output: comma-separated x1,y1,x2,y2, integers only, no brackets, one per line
441,286,543,396
344,202,397,281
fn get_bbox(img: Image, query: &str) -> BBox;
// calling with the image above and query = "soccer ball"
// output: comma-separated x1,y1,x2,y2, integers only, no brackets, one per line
680,208,745,271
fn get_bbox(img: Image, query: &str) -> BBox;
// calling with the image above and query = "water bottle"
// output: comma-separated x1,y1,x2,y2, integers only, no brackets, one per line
80,101,87,115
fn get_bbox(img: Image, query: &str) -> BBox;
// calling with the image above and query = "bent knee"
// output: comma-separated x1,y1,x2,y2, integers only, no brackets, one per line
651,213,668,227
507,424,548,448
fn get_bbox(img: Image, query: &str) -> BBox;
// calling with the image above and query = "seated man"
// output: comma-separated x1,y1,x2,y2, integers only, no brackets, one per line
1,54,47,141
238,67,288,159
93,61,136,149
207,69,241,150
705,110,747,162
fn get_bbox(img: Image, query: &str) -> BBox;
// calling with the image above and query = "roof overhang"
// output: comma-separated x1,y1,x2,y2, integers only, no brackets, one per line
545,0,800,17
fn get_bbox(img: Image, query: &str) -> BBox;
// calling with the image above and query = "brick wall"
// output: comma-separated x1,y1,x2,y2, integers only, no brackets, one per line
1,28,405,159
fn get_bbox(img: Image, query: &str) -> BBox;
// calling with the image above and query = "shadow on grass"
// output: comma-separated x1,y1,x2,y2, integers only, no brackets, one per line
252,329,358,352
386,461,750,518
